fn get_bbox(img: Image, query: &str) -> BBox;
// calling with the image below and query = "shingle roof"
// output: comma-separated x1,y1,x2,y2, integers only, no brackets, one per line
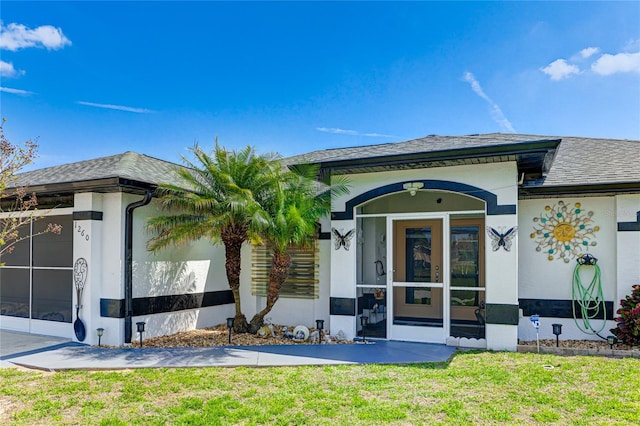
11,133,640,195
286,133,541,164
539,135,640,186
287,133,640,188
14,151,182,190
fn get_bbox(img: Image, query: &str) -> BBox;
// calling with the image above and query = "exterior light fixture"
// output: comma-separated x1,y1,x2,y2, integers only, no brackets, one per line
607,335,616,350
136,321,146,347
402,182,424,196
96,328,104,347
226,317,235,344
551,323,562,347
360,316,369,343
316,319,325,344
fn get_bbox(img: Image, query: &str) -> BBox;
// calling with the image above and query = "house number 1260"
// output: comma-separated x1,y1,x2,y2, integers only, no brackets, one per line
73,223,90,241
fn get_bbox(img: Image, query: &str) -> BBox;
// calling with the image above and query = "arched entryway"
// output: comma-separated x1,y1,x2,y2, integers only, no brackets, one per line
353,186,488,344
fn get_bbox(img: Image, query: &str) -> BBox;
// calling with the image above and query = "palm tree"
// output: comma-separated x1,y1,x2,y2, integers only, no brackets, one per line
248,164,348,333
147,143,278,333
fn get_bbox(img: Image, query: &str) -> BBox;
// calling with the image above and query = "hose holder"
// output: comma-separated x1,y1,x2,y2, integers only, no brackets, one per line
577,253,597,266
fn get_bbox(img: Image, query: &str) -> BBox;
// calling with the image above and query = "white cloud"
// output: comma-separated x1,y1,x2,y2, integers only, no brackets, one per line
623,39,640,52
462,72,516,133
580,47,600,59
315,127,395,138
540,59,581,80
76,101,155,113
0,86,33,95
0,22,71,51
0,60,24,77
591,52,640,75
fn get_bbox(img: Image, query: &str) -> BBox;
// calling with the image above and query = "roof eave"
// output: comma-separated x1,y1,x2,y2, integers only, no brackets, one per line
303,140,560,174
519,181,640,198
6,177,157,198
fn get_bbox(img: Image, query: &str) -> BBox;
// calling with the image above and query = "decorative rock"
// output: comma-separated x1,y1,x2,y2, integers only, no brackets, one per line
309,330,319,343
335,330,346,341
257,325,271,338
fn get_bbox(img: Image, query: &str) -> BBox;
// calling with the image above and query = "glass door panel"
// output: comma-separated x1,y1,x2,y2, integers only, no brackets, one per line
450,290,485,338
451,225,480,287
391,219,444,342
357,287,387,339
449,219,485,339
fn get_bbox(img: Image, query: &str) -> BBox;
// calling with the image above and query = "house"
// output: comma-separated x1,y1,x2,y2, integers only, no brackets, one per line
1,134,638,351
0,152,236,345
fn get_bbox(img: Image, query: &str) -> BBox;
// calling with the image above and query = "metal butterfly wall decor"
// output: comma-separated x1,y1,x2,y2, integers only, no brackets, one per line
332,228,355,251
486,226,517,252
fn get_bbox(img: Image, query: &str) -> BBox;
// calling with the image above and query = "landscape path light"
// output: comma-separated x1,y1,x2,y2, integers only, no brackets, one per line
136,322,146,347
226,317,235,345
316,319,324,344
96,328,104,347
551,323,562,347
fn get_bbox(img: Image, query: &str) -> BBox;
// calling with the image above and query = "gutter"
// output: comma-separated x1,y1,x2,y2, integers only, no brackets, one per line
312,140,561,173
519,181,640,198
124,190,153,343
6,177,157,197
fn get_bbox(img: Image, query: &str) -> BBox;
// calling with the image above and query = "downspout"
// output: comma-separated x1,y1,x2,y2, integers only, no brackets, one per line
124,190,153,343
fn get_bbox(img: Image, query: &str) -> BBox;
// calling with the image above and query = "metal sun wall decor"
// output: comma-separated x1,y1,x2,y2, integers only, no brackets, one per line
331,228,355,251
531,201,599,262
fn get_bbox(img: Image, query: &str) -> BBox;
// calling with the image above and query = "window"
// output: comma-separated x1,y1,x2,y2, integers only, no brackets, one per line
0,215,73,323
251,242,319,299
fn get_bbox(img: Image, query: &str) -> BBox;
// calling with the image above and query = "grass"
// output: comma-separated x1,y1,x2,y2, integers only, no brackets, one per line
1,351,638,425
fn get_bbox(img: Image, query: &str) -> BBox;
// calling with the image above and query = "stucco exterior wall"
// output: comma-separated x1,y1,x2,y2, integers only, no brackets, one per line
73,193,106,344
69,192,235,346
517,196,617,342
332,162,518,213
616,194,640,306
126,194,234,342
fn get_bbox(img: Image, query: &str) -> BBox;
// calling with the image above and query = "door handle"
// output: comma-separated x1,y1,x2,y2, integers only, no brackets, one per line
435,265,440,282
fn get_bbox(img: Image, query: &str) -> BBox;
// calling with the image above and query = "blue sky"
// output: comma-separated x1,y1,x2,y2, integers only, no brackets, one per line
1,1,639,170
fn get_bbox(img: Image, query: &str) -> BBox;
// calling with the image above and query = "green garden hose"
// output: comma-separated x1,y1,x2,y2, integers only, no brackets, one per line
571,254,607,337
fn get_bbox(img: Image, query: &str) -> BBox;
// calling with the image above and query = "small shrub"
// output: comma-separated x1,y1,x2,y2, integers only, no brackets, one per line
610,284,640,346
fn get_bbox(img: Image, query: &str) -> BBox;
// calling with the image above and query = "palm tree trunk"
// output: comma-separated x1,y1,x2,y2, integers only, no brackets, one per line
249,251,291,333
221,225,249,333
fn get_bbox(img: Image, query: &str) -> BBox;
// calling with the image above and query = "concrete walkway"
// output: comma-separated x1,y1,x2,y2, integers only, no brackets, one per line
0,330,456,371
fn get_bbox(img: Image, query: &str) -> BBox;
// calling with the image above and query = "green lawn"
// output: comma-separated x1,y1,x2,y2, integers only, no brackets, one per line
1,351,638,425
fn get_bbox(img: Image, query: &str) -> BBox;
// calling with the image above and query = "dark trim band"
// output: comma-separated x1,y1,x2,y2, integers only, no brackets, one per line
485,303,520,325
318,232,331,240
618,211,640,232
519,298,614,320
73,211,103,221
332,180,516,220
330,297,356,316
100,290,234,318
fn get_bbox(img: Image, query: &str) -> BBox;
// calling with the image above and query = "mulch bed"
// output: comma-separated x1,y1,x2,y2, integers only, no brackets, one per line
519,338,634,351
120,323,637,351
128,323,355,348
